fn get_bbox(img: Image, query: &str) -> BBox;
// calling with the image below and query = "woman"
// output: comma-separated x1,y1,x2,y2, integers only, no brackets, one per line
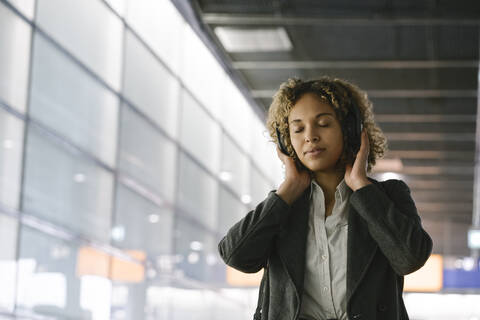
218,77,432,320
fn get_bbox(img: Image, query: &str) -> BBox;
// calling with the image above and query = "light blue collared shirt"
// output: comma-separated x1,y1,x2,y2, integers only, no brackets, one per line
299,178,352,320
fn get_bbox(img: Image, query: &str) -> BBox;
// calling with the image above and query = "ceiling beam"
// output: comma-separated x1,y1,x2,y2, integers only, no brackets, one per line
420,212,472,223
375,114,476,123
407,180,473,189
385,132,475,141
386,150,474,160
416,202,472,212
233,60,478,70
251,89,477,99
376,166,474,175
411,190,472,200
369,90,477,98
203,14,480,26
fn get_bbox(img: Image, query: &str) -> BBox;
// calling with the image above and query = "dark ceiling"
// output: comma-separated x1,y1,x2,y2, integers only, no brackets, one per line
175,0,480,257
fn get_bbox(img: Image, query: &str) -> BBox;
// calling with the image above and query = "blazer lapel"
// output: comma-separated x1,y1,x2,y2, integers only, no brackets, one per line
346,179,380,302
275,187,310,296
274,179,381,303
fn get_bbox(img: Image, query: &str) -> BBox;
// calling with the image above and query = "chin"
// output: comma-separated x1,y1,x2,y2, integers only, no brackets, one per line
304,162,330,172
303,160,340,173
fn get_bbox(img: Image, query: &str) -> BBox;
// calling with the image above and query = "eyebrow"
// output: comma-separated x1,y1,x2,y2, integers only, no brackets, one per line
289,112,334,125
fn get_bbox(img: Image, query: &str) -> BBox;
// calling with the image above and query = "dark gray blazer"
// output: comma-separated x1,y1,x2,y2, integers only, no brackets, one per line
218,178,433,320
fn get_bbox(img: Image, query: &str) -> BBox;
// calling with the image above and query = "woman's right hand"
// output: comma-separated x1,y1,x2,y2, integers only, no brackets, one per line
275,146,312,205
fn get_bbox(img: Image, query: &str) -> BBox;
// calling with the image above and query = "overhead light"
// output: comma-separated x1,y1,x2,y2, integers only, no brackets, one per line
148,214,160,224
187,252,200,264
50,245,70,259
190,241,204,251
462,257,476,271
241,194,252,204
468,228,480,249
219,171,232,182
73,173,86,183
206,253,217,266
146,268,157,279
3,139,14,149
111,225,125,242
372,158,404,172
214,27,292,52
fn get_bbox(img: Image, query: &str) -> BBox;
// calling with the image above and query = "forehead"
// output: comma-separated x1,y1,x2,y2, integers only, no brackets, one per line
288,93,336,123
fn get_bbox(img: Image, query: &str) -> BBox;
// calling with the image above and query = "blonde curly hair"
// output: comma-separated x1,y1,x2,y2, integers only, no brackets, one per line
266,76,388,172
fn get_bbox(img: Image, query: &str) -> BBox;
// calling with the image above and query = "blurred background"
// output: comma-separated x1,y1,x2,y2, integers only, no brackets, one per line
0,0,480,319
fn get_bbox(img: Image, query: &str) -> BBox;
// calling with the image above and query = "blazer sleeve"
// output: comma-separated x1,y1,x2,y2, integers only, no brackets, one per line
218,190,291,273
349,179,433,276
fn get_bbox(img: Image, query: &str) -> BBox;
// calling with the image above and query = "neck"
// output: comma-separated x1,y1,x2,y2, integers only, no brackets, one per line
313,169,344,203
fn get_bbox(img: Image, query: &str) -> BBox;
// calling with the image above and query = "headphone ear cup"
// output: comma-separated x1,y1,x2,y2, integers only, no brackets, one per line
347,103,362,155
275,127,289,156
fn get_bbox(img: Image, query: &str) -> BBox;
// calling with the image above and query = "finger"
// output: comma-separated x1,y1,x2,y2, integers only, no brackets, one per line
357,130,369,161
276,146,285,162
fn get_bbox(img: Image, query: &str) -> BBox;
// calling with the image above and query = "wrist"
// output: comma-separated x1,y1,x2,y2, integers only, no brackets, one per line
353,179,372,191
276,181,304,205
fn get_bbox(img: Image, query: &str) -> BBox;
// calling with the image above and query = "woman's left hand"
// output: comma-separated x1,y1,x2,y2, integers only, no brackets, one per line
345,128,372,191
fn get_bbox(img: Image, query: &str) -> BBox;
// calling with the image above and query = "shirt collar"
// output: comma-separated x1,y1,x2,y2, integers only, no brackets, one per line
309,178,352,202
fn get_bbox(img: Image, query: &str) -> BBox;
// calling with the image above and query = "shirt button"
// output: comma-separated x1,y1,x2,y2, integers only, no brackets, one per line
323,286,328,292
321,254,327,260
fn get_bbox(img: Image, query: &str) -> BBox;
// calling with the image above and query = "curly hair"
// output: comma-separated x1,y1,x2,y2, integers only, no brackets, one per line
266,76,388,173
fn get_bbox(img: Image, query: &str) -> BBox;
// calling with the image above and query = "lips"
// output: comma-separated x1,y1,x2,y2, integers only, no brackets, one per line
305,147,326,155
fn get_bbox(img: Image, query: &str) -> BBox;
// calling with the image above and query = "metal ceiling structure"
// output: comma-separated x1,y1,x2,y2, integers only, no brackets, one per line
174,0,480,257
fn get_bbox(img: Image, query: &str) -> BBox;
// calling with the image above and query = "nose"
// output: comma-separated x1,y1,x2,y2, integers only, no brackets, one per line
304,126,319,143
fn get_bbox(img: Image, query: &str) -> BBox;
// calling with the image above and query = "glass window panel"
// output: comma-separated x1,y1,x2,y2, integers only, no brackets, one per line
111,282,149,320
110,181,176,320
179,90,221,174
174,219,221,283
22,125,114,242
119,105,177,203
219,133,249,198
16,226,112,319
211,291,254,320
113,183,173,256
220,79,253,152
6,0,35,20
180,25,225,121
35,0,123,91
0,214,17,313
0,108,24,210
30,33,119,167
0,3,31,113
144,287,253,320
177,152,217,230
104,0,126,17
217,186,246,236
270,156,284,187
126,0,184,73
250,165,274,207
250,116,283,185
123,31,180,138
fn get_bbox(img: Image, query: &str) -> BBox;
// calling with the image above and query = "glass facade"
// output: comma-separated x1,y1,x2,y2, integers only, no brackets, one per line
0,0,282,318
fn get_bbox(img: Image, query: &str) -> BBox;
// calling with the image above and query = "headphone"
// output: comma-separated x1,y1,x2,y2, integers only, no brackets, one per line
344,97,363,156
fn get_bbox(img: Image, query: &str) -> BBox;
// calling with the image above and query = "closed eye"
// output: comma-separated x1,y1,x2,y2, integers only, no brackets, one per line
293,124,329,133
